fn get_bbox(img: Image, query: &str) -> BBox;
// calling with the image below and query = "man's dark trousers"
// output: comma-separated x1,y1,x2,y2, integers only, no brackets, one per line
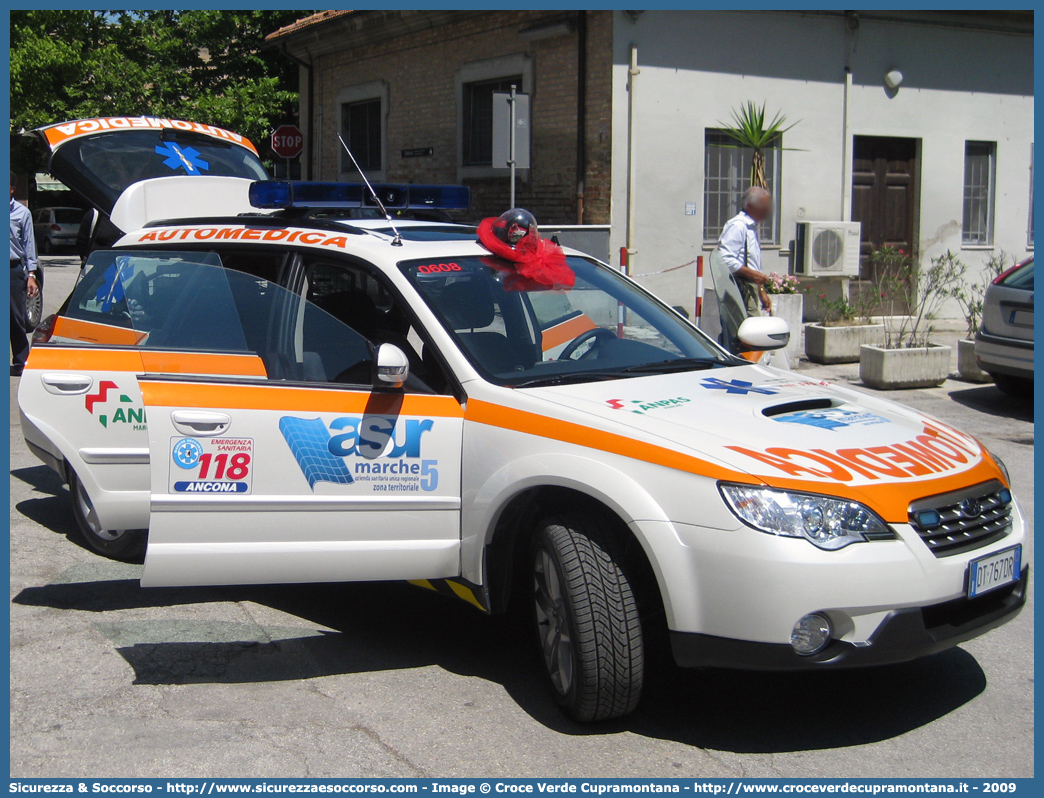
11,260,30,368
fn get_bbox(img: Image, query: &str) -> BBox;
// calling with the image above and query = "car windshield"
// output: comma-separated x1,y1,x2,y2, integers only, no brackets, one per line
400,255,736,387
62,250,375,385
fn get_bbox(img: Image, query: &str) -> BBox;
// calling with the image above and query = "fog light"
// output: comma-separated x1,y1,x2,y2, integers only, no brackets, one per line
791,613,832,656
915,509,942,529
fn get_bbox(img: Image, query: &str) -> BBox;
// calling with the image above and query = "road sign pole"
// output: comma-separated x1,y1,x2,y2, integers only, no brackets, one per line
509,85,516,209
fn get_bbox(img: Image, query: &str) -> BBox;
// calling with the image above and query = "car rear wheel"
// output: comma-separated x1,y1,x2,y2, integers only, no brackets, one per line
990,372,1033,397
41,237,53,255
532,514,644,722
69,470,146,562
26,286,43,330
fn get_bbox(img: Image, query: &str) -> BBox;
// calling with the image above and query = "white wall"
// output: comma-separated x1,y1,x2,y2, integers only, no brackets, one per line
609,11,1034,318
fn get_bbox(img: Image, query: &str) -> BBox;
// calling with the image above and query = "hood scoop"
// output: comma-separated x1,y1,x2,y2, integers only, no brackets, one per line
761,397,838,418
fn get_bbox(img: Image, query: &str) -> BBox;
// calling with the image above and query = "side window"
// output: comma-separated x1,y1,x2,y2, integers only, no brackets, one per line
304,259,452,394
64,250,375,388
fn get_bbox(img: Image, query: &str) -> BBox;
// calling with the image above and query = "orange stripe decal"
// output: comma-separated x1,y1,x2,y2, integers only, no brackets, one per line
26,345,267,377
139,380,465,417
26,346,144,372
139,352,267,377
465,399,742,482
541,315,597,352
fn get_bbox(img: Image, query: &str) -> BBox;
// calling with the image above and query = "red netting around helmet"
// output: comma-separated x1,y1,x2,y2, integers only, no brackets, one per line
477,217,575,289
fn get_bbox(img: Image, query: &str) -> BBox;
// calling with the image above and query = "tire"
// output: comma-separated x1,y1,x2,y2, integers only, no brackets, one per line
41,237,53,255
991,372,1033,397
69,470,146,562
532,514,644,722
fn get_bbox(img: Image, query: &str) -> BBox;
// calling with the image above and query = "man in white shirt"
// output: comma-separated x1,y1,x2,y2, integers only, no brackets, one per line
717,186,772,317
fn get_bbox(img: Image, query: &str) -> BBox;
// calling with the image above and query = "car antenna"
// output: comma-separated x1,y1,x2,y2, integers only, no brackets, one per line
337,133,403,247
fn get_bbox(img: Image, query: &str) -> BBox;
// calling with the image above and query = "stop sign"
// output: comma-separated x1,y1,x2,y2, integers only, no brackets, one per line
271,124,304,159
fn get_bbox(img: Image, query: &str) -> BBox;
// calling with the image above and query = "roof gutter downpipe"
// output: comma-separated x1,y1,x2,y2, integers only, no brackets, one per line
575,11,587,224
625,43,639,274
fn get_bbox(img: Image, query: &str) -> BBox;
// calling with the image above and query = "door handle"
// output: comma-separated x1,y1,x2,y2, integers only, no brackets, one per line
171,410,231,437
41,373,93,395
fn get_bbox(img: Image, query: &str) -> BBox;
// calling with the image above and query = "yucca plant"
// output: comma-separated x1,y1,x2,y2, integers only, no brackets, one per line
717,101,798,189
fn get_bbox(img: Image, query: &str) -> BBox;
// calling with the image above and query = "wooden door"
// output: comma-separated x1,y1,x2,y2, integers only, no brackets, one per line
851,136,918,279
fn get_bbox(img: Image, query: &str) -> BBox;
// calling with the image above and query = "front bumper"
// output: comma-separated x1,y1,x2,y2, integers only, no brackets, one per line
671,566,1027,670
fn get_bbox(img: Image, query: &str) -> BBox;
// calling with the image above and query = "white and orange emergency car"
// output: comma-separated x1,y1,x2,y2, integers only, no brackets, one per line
18,119,1027,723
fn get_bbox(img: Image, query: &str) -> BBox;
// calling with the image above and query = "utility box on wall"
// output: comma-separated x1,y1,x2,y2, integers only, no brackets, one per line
794,221,862,277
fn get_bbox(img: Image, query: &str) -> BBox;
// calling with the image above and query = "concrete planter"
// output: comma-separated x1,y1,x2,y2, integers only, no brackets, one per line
859,343,952,389
769,293,803,361
805,323,886,364
957,338,992,383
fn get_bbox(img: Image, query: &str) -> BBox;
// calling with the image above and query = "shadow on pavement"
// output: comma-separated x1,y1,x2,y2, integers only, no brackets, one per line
948,384,1034,424
11,464,66,495
12,577,987,753
12,465,101,557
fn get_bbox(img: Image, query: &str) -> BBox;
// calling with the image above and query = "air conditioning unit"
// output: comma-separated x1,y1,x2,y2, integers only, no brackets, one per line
794,221,862,277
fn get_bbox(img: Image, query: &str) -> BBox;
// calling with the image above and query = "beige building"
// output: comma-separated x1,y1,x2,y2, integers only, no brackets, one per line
268,10,1034,317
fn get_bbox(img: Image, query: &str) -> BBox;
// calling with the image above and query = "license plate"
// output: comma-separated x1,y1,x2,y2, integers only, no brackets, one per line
1011,309,1033,327
968,545,1022,598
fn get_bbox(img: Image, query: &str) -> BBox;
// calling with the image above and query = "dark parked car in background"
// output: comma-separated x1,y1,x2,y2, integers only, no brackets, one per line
32,206,81,253
976,256,1034,396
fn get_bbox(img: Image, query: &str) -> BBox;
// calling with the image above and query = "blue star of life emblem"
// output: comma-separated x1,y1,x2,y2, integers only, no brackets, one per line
701,377,779,396
155,142,210,175
172,438,204,469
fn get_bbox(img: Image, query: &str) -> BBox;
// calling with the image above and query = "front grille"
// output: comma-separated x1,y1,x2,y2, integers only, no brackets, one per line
908,480,1013,558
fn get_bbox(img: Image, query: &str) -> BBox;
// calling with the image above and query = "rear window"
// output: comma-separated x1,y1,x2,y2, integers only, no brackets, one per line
53,208,83,224
50,130,268,212
999,259,1034,290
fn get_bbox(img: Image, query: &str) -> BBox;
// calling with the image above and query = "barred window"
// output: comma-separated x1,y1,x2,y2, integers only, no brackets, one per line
463,75,522,167
962,141,996,246
703,130,781,245
341,98,382,173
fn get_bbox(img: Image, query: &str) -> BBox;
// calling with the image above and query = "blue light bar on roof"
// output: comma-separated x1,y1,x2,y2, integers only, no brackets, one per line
249,181,470,211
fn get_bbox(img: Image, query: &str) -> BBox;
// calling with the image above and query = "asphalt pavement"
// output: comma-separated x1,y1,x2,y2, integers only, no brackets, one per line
9,253,1034,778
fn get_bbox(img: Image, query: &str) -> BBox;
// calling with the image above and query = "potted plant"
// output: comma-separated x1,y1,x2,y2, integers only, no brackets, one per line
952,251,1012,382
763,272,803,359
718,101,797,189
859,248,964,390
803,283,885,364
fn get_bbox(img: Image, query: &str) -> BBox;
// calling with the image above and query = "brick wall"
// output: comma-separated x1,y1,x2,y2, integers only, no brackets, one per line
311,11,612,226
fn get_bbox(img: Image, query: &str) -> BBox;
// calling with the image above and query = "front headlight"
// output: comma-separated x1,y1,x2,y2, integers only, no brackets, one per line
986,449,1010,485
719,483,893,550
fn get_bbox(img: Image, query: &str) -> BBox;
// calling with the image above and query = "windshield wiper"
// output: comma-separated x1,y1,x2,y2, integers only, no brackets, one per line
617,357,727,374
509,371,640,389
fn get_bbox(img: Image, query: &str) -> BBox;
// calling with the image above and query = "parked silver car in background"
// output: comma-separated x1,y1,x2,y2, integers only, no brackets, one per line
32,206,82,253
976,256,1034,396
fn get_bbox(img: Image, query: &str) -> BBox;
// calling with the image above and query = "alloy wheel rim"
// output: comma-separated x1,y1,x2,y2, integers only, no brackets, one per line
75,480,125,542
534,548,574,695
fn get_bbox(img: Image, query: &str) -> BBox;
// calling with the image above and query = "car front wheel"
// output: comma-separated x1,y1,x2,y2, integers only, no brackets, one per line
69,470,146,562
532,514,644,722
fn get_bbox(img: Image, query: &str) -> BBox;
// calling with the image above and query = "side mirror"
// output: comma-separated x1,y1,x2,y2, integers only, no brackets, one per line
374,343,410,390
737,316,790,351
